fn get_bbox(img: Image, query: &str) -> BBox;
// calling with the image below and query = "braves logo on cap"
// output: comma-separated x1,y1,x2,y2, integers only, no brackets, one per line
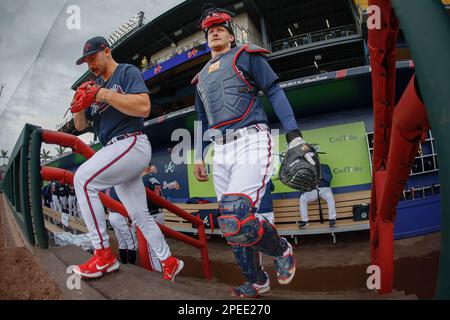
84,42,92,53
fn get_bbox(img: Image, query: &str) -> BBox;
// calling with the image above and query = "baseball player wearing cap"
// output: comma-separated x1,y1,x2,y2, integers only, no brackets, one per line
71,36,183,281
192,5,318,298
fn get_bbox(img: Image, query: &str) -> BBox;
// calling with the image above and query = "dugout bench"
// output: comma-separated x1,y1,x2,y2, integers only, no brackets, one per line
162,190,371,244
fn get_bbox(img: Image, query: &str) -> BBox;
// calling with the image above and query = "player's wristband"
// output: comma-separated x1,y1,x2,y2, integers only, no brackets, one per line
101,90,114,103
286,129,303,144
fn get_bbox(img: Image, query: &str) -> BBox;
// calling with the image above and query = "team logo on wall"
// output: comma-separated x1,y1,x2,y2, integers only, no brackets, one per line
154,65,162,74
188,48,198,59
163,180,180,190
164,161,175,173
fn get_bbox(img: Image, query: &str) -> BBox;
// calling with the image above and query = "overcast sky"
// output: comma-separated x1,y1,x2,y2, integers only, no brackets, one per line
0,0,183,156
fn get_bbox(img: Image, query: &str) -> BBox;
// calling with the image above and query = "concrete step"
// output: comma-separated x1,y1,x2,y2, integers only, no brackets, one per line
32,245,417,300
34,245,237,300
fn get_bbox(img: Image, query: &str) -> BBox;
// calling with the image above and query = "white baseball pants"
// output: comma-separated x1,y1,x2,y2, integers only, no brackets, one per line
51,195,62,212
256,211,274,225
60,196,68,211
299,187,336,222
74,134,171,261
68,195,77,216
147,212,165,272
108,211,138,250
212,127,274,208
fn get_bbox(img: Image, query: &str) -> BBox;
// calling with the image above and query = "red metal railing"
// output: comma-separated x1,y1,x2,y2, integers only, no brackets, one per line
368,0,430,293
39,129,211,280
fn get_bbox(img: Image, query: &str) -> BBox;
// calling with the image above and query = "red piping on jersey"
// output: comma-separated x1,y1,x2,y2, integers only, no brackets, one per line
212,96,255,129
232,45,253,90
255,131,272,204
83,135,138,249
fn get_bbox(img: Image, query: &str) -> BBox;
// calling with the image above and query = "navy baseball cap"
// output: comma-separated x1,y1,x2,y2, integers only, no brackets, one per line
76,36,110,65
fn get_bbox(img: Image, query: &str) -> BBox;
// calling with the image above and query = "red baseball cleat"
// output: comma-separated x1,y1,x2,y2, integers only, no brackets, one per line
161,256,184,281
73,247,120,279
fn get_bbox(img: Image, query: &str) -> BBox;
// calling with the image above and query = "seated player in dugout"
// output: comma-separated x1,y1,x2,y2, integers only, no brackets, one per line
299,163,336,228
192,5,320,298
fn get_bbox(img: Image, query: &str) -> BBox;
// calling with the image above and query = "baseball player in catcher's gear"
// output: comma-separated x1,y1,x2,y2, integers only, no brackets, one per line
71,36,183,281
193,5,320,298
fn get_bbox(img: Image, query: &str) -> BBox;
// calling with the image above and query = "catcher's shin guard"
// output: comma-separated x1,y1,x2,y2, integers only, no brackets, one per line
252,221,288,257
232,245,267,284
218,194,263,246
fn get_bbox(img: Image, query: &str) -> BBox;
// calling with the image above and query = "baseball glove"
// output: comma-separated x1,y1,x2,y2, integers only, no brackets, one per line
278,135,320,192
70,80,101,113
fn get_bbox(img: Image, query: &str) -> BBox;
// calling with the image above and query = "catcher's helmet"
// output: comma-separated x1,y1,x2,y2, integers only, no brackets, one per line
198,4,236,47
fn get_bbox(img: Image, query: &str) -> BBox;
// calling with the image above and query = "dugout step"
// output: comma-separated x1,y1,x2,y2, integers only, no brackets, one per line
43,245,236,300
33,245,417,300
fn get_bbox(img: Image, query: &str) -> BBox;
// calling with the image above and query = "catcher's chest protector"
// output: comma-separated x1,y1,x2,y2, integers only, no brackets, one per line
197,45,268,130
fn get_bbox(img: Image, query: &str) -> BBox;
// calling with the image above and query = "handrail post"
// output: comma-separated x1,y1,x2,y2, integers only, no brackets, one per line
30,128,48,248
197,224,212,280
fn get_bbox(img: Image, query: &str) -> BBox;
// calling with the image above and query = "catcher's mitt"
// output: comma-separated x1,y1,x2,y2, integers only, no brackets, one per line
70,80,101,113
278,137,320,192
